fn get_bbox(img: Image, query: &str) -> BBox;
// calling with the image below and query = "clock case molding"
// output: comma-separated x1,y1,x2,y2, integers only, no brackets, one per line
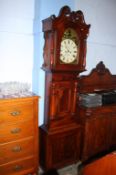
42,6,90,72
39,6,90,170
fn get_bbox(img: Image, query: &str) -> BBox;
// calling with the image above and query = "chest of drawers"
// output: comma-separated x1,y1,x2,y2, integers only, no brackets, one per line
0,95,39,175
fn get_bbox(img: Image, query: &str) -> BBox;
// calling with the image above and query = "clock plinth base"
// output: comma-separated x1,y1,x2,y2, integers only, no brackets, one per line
39,124,81,171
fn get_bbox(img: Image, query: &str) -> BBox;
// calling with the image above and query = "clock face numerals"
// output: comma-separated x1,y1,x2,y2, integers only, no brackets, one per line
60,28,79,64
60,39,78,64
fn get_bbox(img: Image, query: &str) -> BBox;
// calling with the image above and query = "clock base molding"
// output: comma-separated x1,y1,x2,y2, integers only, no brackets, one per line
39,124,81,171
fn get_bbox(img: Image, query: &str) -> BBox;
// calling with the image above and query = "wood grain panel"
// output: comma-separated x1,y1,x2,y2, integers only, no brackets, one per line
0,120,34,143
0,101,33,125
0,156,35,175
0,137,34,164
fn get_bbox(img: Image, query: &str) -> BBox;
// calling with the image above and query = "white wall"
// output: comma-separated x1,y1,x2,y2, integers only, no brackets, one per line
74,0,116,74
0,0,35,84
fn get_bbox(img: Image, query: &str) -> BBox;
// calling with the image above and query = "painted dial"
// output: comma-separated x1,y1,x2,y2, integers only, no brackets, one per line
60,39,77,64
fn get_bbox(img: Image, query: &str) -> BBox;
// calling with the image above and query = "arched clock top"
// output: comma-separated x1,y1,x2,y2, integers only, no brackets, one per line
58,6,71,17
42,6,90,37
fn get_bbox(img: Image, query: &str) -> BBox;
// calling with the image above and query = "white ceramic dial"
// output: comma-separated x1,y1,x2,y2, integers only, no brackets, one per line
60,39,77,64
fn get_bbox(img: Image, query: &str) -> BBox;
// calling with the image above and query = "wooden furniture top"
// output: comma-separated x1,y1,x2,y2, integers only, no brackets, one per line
78,61,116,94
0,92,38,100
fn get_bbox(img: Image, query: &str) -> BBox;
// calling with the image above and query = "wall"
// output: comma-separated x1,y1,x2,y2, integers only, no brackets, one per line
74,0,116,74
0,0,35,84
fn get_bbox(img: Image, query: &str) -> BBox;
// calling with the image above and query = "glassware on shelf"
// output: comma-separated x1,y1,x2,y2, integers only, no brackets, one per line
0,82,31,98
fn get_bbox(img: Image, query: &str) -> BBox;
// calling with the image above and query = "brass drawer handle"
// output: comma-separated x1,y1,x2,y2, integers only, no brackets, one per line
10,111,21,116
12,146,22,152
13,165,23,171
11,128,21,134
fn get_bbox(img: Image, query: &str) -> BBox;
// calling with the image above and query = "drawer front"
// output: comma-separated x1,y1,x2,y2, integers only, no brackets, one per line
0,120,34,144
0,157,35,175
0,102,33,125
0,137,34,164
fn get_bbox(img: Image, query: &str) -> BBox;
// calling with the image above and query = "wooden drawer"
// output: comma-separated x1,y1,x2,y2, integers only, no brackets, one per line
0,120,34,144
0,137,34,164
0,156,35,175
0,101,34,125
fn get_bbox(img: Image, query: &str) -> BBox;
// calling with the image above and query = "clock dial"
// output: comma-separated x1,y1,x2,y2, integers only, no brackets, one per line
60,28,79,64
60,39,78,64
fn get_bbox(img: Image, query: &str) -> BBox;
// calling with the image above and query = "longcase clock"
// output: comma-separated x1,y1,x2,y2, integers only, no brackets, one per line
39,6,90,170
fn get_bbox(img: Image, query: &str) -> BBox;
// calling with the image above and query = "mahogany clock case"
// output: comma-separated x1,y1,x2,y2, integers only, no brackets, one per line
39,6,90,170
